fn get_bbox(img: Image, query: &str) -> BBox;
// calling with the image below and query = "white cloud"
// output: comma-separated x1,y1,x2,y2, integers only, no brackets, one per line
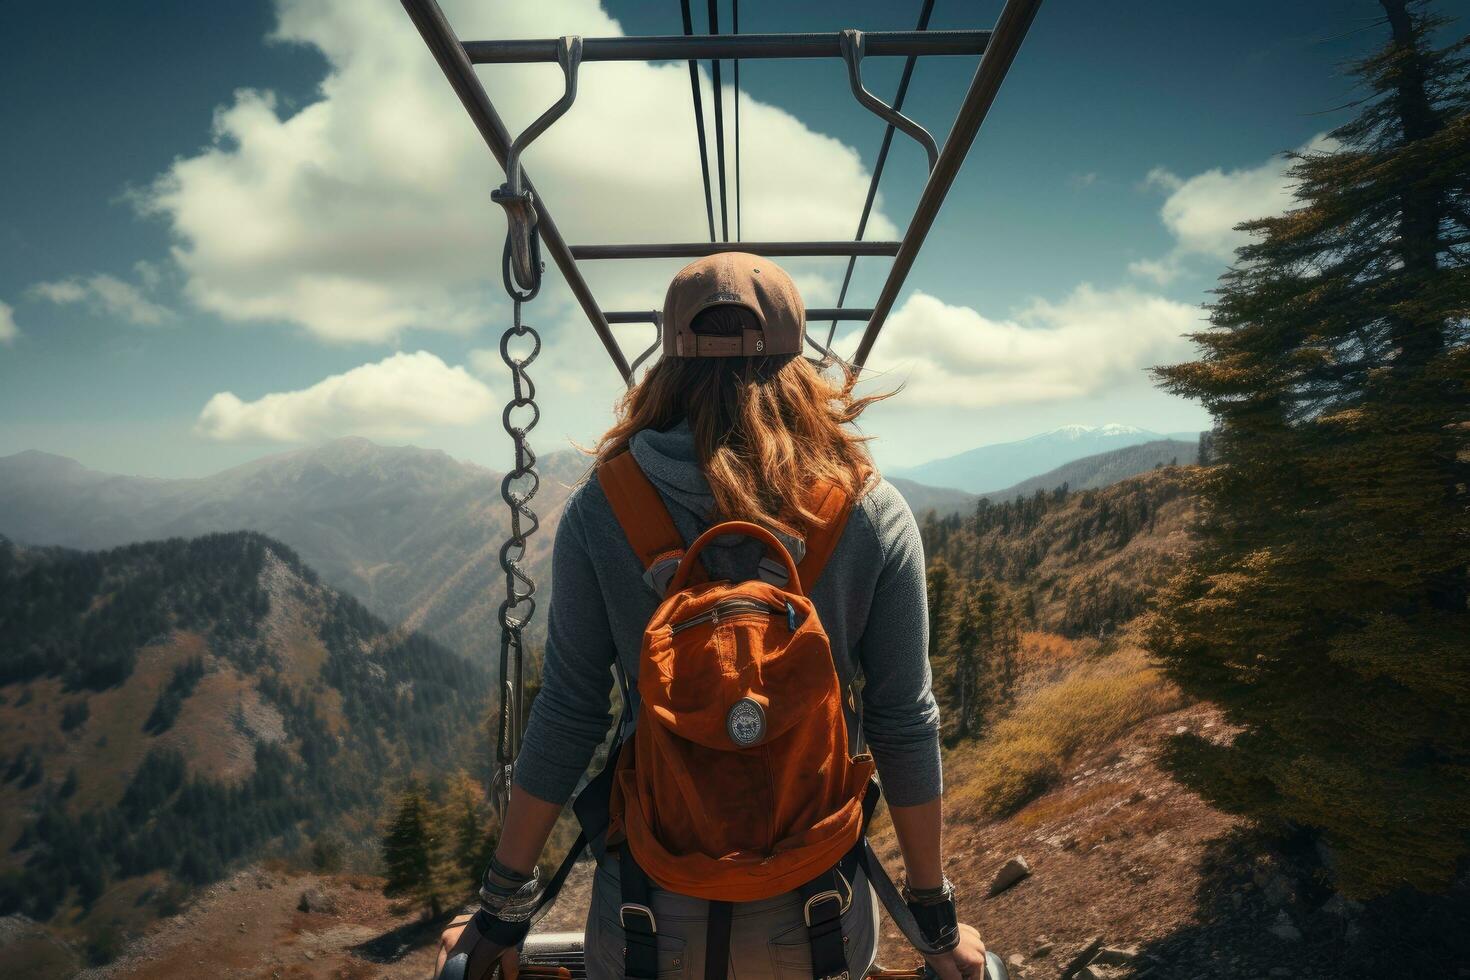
468,347,501,378
133,260,164,290
0,301,18,344
138,0,896,344
1131,134,1336,283
1126,256,1180,286
195,350,495,442
852,286,1200,409
30,273,174,326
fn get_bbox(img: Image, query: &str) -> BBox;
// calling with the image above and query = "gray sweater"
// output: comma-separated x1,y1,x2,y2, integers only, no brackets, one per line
513,421,942,807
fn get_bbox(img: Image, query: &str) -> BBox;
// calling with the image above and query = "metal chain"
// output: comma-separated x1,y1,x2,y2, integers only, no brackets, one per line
490,295,542,828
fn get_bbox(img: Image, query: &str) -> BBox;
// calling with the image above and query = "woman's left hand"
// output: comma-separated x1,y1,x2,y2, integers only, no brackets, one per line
434,912,520,980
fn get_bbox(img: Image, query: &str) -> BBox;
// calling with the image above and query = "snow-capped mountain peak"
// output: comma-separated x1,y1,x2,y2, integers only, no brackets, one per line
1033,423,1152,442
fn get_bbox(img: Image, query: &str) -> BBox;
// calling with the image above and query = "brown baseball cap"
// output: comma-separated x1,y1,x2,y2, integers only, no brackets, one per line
662,252,804,358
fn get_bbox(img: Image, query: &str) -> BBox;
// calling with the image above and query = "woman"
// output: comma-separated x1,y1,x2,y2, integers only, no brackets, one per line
437,254,988,980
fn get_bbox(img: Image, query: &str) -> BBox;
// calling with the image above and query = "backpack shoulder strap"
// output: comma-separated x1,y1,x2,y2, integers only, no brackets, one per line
596,451,700,595
794,479,855,588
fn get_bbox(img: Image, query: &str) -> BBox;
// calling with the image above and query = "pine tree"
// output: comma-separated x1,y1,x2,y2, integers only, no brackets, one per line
971,577,1000,700
943,582,985,738
998,595,1020,706
1148,0,1469,897
381,781,449,918
442,770,496,891
925,558,957,661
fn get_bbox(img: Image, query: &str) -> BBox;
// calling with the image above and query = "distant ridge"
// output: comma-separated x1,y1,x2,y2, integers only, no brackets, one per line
892,439,1201,518
0,439,584,655
983,439,1199,501
887,477,979,518
892,424,1197,494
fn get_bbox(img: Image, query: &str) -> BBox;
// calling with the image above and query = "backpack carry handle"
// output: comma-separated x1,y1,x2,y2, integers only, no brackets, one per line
670,520,803,595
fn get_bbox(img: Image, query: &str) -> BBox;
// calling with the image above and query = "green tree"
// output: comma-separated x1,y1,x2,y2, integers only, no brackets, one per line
925,558,957,661
941,579,1019,739
942,581,985,738
442,770,496,891
381,781,450,918
1147,0,1469,898
311,832,344,873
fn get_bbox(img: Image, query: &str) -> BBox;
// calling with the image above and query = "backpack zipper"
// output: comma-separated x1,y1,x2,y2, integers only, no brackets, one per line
670,599,794,635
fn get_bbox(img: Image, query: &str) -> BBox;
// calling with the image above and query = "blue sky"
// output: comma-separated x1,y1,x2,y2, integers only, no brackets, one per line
0,0,1405,477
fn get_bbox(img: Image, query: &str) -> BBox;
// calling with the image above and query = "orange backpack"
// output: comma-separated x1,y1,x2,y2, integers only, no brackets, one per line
597,450,876,902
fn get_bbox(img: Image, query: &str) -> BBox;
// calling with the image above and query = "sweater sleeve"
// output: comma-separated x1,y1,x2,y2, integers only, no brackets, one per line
512,492,619,806
854,482,943,806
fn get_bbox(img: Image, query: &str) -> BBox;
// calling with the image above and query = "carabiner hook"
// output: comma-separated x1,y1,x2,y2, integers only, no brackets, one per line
492,36,584,299
840,29,939,173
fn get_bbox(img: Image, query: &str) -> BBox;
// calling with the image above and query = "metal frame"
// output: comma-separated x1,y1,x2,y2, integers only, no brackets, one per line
401,0,1042,384
605,308,872,325
464,31,993,64
571,241,900,260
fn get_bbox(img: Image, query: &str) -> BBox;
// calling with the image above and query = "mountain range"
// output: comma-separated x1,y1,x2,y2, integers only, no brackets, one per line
0,426,1198,654
891,424,1201,494
0,440,585,656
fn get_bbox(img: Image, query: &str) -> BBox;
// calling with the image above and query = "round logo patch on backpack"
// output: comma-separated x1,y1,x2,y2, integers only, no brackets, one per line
726,697,766,747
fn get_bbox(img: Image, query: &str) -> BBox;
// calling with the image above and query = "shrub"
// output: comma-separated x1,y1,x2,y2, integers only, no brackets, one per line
945,647,1182,819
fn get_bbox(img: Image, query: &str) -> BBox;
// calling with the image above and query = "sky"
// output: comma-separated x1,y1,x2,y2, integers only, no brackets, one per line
0,0,1412,478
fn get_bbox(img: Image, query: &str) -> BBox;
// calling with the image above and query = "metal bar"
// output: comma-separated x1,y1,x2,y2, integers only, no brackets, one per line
400,0,632,383
851,0,1042,369
606,308,873,324
465,30,991,64
810,308,877,322
827,0,933,350
840,30,939,172
571,241,900,260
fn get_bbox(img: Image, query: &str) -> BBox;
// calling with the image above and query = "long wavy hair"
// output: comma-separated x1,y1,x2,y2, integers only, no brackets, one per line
593,306,892,537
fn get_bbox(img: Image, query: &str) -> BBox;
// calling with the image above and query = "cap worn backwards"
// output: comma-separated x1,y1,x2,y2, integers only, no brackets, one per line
662,252,805,358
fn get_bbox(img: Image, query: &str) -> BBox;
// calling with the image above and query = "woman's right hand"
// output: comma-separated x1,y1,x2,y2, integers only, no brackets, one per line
922,922,988,980
434,912,519,980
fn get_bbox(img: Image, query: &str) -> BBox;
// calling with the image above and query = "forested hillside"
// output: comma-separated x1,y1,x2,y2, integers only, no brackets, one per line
0,532,489,966
921,466,1197,639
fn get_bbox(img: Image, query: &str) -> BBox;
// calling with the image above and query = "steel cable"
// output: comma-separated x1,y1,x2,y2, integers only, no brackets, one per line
707,0,729,241
733,0,741,241
681,0,717,242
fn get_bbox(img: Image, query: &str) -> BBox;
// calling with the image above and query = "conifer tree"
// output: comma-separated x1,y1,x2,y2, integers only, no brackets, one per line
442,770,496,891
381,781,449,918
925,558,957,660
943,582,985,738
971,578,1000,714
1148,0,1469,897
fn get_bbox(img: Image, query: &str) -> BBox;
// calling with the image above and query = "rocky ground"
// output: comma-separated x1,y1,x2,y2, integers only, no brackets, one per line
870,703,1470,980
11,701,1466,979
